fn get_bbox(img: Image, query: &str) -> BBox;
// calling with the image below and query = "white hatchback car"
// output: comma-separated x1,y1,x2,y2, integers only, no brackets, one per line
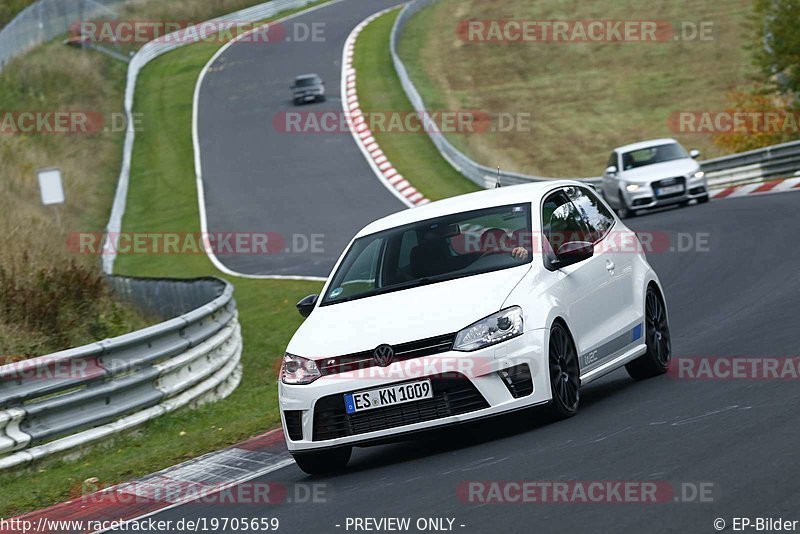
601,138,709,218
280,182,671,474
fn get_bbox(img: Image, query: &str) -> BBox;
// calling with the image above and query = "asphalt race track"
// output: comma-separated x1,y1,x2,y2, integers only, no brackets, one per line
123,170,800,532
134,1,800,532
196,0,407,277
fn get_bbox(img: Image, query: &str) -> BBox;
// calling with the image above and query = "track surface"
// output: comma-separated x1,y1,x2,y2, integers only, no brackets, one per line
138,1,800,532
196,0,406,277
116,194,800,534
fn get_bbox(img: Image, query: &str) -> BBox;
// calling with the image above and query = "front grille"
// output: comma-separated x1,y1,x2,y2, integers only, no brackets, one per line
318,333,456,376
312,373,488,441
499,364,533,398
284,410,303,441
653,176,687,199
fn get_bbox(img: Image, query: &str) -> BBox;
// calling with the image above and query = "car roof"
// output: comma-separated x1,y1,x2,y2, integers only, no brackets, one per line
295,73,320,80
614,138,679,153
356,180,586,236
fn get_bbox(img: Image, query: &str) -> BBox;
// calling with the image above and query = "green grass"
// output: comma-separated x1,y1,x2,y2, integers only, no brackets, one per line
353,9,479,200
0,5,325,517
399,0,757,177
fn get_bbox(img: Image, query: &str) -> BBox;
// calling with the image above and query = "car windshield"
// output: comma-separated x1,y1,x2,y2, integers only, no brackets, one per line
295,77,320,87
321,203,533,305
621,143,689,170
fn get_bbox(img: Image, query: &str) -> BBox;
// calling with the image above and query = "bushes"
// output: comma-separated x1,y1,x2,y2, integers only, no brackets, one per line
0,256,149,359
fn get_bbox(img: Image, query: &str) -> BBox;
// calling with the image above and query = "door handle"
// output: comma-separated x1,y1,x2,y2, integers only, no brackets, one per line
606,260,615,273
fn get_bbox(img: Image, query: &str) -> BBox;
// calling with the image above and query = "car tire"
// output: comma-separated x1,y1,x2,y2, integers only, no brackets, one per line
616,190,635,219
546,322,581,419
319,95,327,102
697,194,710,204
293,447,352,475
626,287,671,379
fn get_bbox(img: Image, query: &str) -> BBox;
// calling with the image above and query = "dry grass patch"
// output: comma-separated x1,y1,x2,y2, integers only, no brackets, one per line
400,0,756,177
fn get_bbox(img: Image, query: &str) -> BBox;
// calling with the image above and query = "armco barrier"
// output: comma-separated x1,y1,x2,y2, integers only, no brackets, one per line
103,0,323,274
390,0,800,192
700,140,800,189
0,276,242,470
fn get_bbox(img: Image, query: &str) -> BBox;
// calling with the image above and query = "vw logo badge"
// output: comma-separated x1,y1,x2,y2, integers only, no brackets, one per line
373,344,395,367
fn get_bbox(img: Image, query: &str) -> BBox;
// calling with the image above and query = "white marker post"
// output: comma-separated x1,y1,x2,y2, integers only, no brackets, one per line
37,167,65,226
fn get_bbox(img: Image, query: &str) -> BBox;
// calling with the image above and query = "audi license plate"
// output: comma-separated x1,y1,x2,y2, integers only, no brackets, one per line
656,184,684,196
344,379,433,414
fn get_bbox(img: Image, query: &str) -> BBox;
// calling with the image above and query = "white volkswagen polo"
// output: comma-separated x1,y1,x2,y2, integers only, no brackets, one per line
279,181,671,474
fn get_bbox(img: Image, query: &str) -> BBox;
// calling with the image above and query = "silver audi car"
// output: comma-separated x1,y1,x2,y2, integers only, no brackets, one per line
601,138,709,218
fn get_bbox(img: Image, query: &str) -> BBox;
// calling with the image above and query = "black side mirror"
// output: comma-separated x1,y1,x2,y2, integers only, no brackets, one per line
296,294,319,318
553,241,594,269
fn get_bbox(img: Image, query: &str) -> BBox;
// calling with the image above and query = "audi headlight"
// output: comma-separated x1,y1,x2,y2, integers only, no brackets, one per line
453,306,523,352
625,183,640,192
691,171,705,179
281,353,321,385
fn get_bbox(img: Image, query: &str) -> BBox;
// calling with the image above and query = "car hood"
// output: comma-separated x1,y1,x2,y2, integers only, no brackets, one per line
286,264,531,359
620,158,699,183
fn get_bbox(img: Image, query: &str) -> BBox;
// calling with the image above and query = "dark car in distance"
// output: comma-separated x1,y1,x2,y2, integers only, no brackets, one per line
292,74,326,105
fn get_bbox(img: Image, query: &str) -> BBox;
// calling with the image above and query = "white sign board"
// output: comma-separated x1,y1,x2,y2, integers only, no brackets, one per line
37,168,64,205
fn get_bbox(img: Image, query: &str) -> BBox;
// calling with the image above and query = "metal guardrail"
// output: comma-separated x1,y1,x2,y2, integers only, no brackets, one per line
391,0,800,192
103,0,322,274
0,276,242,470
0,0,126,73
700,140,800,189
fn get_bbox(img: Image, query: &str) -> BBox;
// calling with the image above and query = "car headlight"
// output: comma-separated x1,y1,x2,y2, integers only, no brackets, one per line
691,171,705,179
453,307,523,352
625,183,640,192
281,353,321,385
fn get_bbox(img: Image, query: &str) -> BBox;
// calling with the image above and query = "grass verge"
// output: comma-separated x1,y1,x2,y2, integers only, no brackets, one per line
353,8,479,200
0,4,325,516
399,0,757,177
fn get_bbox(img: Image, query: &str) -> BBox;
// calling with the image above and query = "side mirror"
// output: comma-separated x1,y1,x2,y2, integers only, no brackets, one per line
321,81,325,85
296,294,319,318
690,149,701,159
290,84,295,90
605,165,618,176
553,241,594,269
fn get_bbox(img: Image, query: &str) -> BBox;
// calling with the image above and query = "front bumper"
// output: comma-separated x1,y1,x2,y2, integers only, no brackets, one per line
622,177,708,210
278,330,551,452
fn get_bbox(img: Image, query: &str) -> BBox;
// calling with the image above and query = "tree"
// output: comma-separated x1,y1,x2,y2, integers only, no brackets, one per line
752,0,800,98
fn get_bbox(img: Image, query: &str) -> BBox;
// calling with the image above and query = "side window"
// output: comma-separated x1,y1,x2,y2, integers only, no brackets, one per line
541,191,592,259
565,186,616,242
606,152,617,170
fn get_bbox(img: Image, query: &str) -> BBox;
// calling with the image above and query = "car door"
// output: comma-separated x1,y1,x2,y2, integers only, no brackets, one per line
565,186,639,353
541,189,622,372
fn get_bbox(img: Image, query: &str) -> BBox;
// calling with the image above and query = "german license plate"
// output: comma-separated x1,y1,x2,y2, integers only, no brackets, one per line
344,379,433,414
656,184,684,196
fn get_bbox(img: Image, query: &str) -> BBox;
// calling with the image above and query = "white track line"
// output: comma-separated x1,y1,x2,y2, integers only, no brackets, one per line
192,1,347,282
